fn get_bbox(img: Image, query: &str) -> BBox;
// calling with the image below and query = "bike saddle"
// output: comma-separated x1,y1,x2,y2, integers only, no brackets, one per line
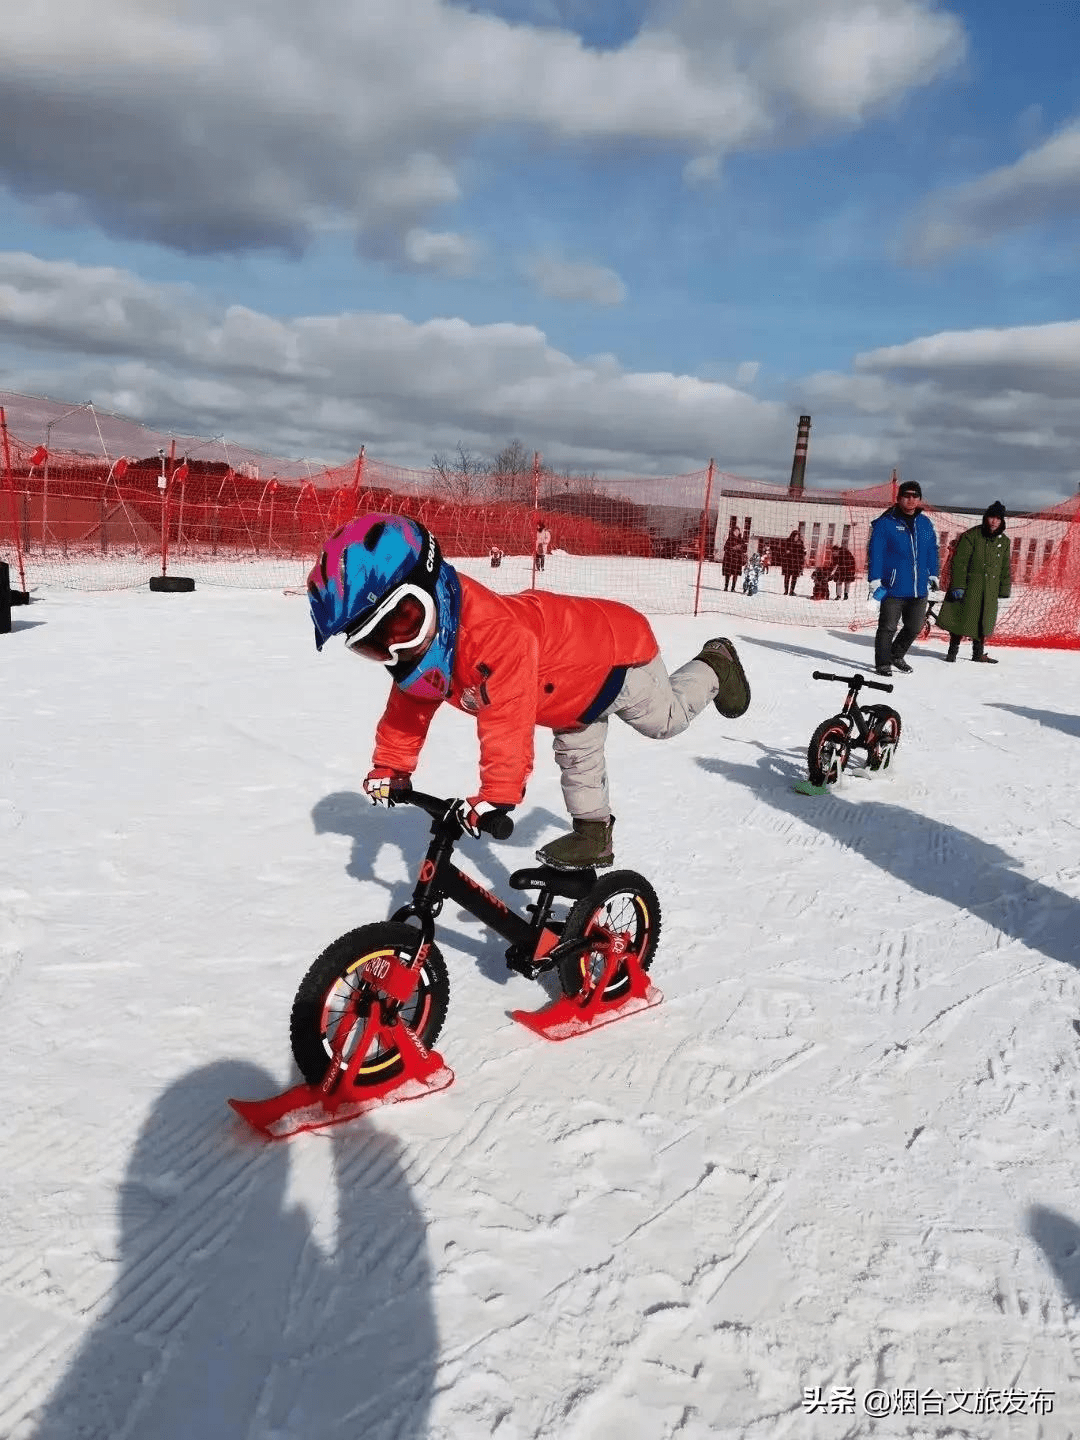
508,866,599,899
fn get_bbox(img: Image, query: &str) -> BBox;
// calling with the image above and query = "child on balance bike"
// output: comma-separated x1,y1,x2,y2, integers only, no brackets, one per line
307,513,752,868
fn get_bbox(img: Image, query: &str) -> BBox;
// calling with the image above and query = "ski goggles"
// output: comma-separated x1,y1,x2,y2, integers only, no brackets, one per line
343,584,436,664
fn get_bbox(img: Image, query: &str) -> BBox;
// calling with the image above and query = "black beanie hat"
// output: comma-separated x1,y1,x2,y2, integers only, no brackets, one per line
897,480,922,499
984,500,1006,521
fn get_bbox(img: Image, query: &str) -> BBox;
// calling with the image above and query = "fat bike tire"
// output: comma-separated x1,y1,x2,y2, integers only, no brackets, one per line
557,870,661,1004
807,715,852,788
290,922,449,1088
865,705,902,771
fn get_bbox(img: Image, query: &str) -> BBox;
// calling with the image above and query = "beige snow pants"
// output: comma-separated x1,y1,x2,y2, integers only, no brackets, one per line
552,654,718,821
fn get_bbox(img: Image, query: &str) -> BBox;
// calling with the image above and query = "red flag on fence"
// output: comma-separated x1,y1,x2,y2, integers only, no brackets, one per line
29,445,48,467
172,461,189,484
112,456,128,479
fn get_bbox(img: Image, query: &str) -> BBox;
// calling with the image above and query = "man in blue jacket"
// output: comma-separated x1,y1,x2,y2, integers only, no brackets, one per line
866,480,940,676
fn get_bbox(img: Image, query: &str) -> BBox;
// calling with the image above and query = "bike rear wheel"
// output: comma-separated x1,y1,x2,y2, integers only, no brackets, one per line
557,870,661,1003
866,704,902,771
807,715,852,787
290,922,449,1087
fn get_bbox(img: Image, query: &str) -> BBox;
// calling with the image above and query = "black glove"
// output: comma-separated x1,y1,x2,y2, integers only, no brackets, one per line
946,588,965,603
455,799,516,838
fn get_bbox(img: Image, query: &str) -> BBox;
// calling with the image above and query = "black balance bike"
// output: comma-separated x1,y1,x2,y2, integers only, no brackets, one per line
804,671,902,788
230,790,662,1139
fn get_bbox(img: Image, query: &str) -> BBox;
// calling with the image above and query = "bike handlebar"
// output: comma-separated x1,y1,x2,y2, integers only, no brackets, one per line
811,670,894,694
389,788,516,840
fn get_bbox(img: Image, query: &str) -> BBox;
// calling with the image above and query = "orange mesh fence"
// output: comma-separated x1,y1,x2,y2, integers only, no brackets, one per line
3,391,1080,645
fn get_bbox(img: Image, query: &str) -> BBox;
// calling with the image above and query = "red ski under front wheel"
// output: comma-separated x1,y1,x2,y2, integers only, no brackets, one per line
290,923,449,1087
557,870,661,1003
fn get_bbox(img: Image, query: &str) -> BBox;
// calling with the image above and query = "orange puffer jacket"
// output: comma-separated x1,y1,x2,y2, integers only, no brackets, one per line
371,573,658,805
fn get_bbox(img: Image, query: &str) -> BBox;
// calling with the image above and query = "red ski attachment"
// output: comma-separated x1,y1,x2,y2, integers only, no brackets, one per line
228,1014,453,1140
511,929,662,1041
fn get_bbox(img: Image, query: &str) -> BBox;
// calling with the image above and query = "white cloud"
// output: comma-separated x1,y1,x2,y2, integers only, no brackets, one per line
403,228,478,275
904,120,1080,263
735,360,760,385
0,0,967,262
525,255,627,306
649,0,965,122
7,253,1076,509
796,319,1080,506
855,320,1080,395
0,251,785,474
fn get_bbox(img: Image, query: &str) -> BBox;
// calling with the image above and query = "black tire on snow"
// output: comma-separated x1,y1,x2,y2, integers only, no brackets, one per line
865,704,902,771
557,869,661,1003
807,715,851,787
290,922,449,1087
149,575,196,592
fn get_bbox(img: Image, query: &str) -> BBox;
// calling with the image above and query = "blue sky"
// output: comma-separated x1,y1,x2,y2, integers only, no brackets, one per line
1,0,1078,506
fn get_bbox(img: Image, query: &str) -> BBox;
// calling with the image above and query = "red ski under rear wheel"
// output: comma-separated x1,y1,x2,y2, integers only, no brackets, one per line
557,870,661,1003
290,922,449,1087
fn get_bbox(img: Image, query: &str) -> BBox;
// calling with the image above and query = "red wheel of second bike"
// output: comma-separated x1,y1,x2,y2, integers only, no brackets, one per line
866,705,902,771
807,715,852,787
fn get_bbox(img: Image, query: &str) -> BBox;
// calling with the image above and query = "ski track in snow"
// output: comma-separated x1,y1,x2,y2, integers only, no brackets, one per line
1,584,1079,1438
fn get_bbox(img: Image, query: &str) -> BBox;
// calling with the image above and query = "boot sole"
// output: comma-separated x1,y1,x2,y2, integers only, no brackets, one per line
701,639,751,718
534,849,614,871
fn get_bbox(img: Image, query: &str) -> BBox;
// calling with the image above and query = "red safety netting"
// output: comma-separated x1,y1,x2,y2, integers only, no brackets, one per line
3,393,1079,645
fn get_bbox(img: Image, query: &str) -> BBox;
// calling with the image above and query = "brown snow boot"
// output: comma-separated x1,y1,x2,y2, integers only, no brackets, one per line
696,637,751,718
536,816,615,871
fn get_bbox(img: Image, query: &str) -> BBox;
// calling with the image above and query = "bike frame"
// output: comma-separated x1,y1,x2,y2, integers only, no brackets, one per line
837,685,875,746
811,670,896,760
388,793,606,979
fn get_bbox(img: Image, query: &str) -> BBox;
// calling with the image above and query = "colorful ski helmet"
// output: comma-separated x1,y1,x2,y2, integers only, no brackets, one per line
307,513,461,701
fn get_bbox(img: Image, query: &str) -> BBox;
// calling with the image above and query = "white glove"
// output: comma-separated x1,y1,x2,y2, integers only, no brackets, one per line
868,581,886,603
363,771,411,806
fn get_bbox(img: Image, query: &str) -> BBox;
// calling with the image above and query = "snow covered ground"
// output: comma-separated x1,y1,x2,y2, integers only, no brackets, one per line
2,577,1079,1439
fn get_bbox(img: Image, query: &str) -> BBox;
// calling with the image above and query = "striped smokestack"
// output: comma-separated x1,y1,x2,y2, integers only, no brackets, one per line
789,415,811,493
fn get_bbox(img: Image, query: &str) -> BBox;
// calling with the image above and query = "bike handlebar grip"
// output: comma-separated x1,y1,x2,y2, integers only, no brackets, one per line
812,671,844,682
867,679,894,693
480,810,515,840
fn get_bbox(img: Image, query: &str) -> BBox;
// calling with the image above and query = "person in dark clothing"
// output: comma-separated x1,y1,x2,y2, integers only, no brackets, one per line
937,501,1011,663
831,543,857,600
866,480,940,676
781,529,806,596
721,526,744,592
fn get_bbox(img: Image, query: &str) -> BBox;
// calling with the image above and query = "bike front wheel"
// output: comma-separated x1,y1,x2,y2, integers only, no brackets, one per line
557,870,661,1003
290,922,449,1087
807,715,852,787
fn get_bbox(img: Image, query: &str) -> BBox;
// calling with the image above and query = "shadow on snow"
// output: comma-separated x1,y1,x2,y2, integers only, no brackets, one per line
699,751,1080,975
35,1059,437,1440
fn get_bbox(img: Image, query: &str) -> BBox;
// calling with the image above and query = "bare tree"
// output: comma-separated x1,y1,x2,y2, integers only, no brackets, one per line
490,438,533,503
430,443,490,503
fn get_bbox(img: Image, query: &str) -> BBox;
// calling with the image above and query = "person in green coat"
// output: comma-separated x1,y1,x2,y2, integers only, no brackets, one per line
937,500,1011,663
